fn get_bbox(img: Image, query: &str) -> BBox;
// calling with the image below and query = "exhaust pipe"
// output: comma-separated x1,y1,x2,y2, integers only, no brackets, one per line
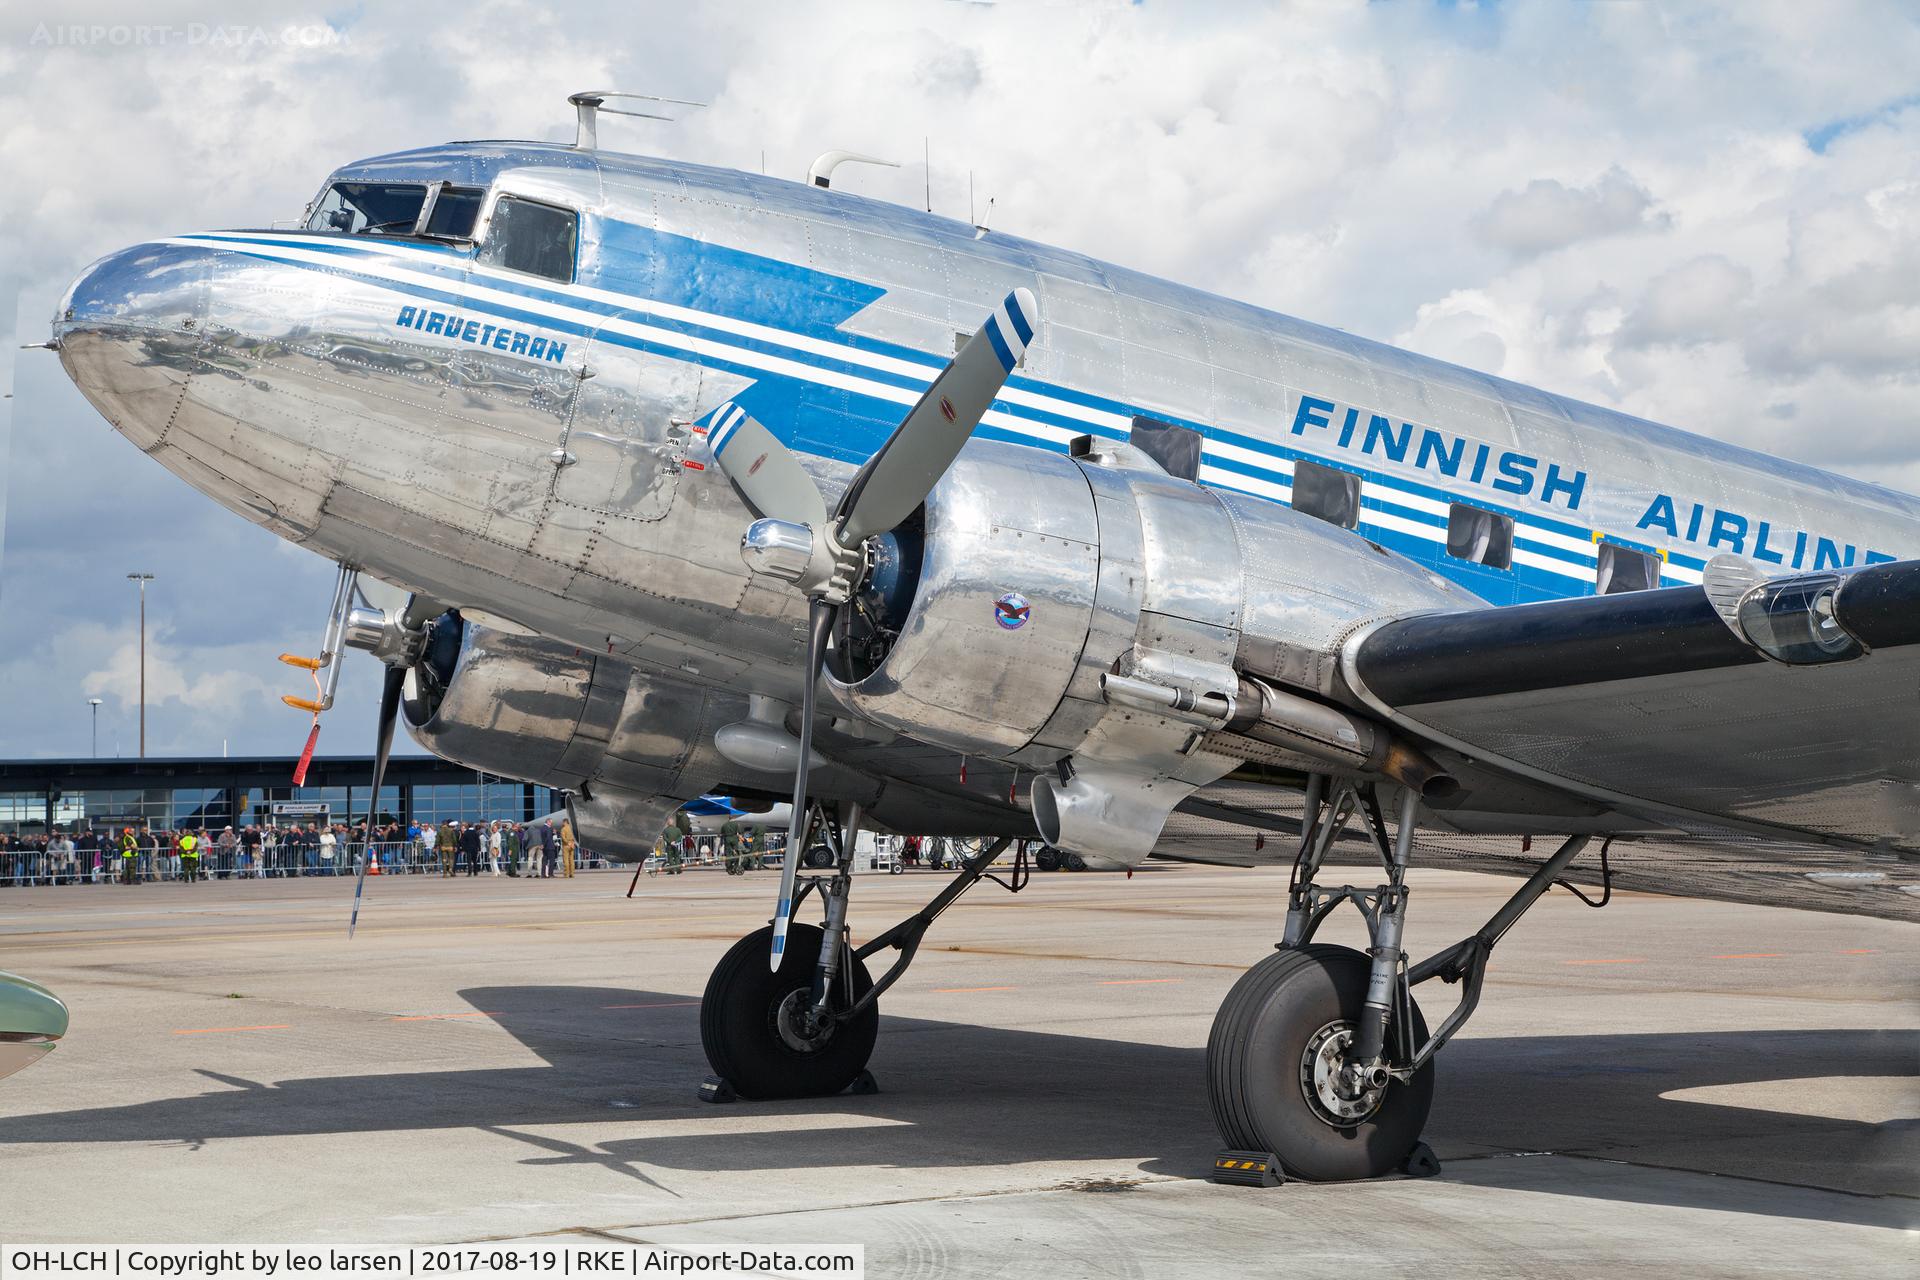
1099,671,1455,798
1230,677,1456,798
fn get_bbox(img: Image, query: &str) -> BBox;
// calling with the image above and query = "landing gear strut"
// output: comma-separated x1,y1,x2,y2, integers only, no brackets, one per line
700,807,1019,1100
1206,775,1602,1181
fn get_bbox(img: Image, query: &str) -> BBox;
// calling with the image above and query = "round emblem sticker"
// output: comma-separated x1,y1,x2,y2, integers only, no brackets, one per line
994,592,1031,630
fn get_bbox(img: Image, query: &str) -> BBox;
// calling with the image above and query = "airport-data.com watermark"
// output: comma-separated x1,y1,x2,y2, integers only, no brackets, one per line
26,22,349,49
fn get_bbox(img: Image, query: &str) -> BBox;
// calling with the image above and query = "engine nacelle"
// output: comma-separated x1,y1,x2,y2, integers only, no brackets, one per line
828,437,1480,865
400,614,712,860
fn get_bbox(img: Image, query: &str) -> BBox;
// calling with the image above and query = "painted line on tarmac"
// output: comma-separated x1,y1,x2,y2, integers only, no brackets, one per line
1713,952,1786,959
1096,977,1183,985
173,1024,291,1034
1562,958,1648,965
391,1011,504,1021
932,985,1019,993
602,1001,701,1009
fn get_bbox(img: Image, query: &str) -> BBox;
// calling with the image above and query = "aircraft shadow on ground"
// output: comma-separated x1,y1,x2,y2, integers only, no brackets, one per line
0,984,1910,1229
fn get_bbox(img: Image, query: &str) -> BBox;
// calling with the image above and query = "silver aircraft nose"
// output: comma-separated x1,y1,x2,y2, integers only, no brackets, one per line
54,240,211,448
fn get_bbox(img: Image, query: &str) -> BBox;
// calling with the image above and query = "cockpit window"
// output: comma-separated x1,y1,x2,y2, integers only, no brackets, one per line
307,182,427,235
305,181,484,240
476,195,577,282
422,186,484,237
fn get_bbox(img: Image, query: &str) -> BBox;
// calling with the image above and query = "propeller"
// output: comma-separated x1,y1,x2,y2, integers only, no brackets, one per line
707,287,1038,969
348,662,407,938
336,587,440,937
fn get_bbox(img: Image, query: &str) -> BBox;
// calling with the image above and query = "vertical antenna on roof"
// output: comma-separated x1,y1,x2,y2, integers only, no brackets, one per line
969,170,975,226
924,137,932,213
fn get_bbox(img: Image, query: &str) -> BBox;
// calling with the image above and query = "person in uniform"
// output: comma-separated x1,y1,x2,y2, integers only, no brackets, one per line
559,819,577,877
119,827,139,885
177,829,201,884
434,821,455,877
721,819,746,875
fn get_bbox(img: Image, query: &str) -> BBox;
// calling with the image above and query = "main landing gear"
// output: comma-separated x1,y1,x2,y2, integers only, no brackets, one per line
700,806,1025,1100
1206,775,1608,1181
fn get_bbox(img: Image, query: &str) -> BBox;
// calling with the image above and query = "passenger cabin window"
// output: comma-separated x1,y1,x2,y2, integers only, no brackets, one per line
1291,459,1361,530
477,196,577,282
1597,542,1661,594
1446,503,1514,569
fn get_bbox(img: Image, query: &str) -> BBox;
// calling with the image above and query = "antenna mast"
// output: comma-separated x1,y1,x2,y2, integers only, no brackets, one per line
567,90,707,149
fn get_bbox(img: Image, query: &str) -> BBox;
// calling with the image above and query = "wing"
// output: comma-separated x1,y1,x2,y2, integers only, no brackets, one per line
1339,558,1920,856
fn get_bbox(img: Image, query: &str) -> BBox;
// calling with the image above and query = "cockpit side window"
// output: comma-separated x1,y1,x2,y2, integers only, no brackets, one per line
476,196,578,283
306,182,427,235
422,186,484,238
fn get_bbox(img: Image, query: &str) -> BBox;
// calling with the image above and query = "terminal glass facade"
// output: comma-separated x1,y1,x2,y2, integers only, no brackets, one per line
0,775,562,836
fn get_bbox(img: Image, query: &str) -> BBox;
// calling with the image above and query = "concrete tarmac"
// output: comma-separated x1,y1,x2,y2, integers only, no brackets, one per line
0,863,1913,1276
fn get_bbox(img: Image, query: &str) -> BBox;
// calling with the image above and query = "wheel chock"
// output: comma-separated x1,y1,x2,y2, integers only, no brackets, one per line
1210,1150,1284,1188
844,1069,880,1096
698,1075,737,1104
1401,1142,1441,1178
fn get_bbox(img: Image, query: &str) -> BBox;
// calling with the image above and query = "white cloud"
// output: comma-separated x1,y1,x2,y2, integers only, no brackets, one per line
1476,168,1662,259
1619,254,1754,348
6,0,1920,754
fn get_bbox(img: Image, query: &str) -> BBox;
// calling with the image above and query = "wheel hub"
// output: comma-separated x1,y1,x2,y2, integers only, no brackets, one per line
1300,1020,1387,1127
772,989,836,1054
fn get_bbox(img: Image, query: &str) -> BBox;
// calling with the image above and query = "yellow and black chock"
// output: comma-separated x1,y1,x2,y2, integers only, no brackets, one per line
1210,1149,1284,1188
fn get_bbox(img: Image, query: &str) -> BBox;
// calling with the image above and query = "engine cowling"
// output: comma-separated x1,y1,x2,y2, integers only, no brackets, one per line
399,613,712,859
826,437,1481,865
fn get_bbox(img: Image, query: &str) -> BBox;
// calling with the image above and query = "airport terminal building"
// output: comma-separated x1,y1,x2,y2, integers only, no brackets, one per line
0,754,565,836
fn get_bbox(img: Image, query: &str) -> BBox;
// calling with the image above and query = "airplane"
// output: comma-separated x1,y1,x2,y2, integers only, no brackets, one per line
28,95,1920,1181
678,794,792,838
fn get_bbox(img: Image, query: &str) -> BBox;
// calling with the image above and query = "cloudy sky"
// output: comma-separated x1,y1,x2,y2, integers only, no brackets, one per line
1,0,1917,761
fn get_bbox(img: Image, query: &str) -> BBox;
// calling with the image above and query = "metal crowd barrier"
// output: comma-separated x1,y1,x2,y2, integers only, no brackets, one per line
0,840,622,885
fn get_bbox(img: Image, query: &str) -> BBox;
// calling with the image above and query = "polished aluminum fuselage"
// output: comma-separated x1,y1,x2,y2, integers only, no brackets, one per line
52,141,1920,824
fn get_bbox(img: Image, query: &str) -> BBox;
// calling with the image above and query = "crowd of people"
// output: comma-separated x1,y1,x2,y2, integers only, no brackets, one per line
0,819,986,888
0,817,589,886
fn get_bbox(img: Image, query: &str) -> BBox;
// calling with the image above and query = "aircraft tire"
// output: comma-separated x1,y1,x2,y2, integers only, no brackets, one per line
1207,944,1434,1181
1035,847,1062,872
701,923,878,1100
1066,853,1087,872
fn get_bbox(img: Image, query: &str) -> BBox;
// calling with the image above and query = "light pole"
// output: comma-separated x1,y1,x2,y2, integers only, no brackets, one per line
127,573,155,758
87,698,102,758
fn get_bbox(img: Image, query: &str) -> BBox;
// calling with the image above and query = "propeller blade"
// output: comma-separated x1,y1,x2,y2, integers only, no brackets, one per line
771,597,835,971
349,663,406,939
708,402,828,528
837,287,1037,544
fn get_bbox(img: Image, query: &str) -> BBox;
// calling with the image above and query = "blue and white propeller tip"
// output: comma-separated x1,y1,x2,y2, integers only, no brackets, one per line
985,287,1037,373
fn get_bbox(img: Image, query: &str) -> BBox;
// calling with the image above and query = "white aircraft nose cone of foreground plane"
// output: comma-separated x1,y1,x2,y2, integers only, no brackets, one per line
38,103,1920,1179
